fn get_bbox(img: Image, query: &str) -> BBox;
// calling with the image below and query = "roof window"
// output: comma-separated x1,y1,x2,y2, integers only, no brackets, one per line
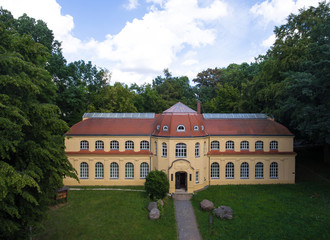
177,125,185,132
157,125,160,131
163,125,168,131
194,125,199,131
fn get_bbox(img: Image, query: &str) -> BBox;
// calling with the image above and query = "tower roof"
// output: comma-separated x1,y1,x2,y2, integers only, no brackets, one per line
163,102,196,114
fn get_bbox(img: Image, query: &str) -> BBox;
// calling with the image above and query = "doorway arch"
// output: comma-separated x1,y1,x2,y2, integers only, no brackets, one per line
175,171,187,190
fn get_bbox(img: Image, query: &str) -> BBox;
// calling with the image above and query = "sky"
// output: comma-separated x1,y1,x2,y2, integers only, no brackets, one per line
0,0,324,86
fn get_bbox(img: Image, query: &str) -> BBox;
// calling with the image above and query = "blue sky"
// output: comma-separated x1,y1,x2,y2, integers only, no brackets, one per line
0,0,324,85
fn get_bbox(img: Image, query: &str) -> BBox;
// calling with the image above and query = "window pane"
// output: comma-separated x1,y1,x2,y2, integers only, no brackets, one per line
240,162,249,178
80,141,89,150
140,162,149,178
95,140,104,150
95,162,104,178
110,162,119,179
125,141,134,150
140,141,149,150
270,141,278,150
211,141,219,150
226,162,234,178
162,143,167,157
80,162,88,178
255,141,264,150
240,141,249,150
195,143,200,157
125,163,134,178
211,163,219,179
226,141,234,150
270,162,278,178
176,143,187,157
255,162,264,178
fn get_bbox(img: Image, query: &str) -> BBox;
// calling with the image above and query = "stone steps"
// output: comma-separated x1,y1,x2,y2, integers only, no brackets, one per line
172,192,192,201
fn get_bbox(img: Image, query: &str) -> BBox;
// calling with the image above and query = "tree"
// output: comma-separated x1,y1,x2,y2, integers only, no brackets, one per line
0,9,77,238
144,170,169,200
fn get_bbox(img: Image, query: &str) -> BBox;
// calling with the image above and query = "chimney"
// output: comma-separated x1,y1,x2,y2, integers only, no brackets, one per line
197,100,201,114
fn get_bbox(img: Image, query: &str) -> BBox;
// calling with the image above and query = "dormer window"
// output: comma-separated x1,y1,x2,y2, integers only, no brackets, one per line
157,125,160,131
194,126,199,131
201,125,204,131
177,125,185,132
163,125,168,131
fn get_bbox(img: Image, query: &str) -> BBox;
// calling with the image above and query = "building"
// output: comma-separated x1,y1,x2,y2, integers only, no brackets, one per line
64,102,296,193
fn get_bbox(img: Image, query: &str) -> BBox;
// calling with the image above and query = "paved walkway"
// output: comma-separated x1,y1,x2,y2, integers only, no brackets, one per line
174,194,202,240
69,187,145,192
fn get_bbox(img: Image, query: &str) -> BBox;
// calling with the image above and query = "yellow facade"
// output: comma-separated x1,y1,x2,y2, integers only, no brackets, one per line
64,135,296,193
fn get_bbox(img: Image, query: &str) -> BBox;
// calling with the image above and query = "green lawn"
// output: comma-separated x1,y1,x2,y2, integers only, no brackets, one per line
35,190,176,240
191,182,330,240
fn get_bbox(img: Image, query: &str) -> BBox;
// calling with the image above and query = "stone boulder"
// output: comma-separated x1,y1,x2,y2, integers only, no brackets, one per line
149,208,160,220
147,201,158,211
200,199,214,211
157,199,164,207
213,206,233,219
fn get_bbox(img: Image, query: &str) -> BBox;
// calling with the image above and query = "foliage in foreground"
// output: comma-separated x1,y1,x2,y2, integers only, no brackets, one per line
35,190,176,240
191,182,330,240
144,170,170,200
0,9,77,239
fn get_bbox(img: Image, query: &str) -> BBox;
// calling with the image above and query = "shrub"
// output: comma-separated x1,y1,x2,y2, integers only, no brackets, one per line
144,170,169,200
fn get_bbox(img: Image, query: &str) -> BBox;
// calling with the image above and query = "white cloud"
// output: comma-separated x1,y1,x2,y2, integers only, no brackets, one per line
261,34,275,48
124,0,139,10
0,0,229,85
250,0,322,25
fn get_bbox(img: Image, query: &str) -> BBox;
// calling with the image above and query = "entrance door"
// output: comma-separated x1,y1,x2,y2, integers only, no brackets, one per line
175,172,187,190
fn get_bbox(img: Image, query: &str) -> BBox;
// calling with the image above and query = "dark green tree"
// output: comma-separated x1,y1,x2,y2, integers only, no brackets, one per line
144,170,169,200
0,9,77,238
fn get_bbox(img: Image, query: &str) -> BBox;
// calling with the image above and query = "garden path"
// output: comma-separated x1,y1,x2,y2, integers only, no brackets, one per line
174,194,202,240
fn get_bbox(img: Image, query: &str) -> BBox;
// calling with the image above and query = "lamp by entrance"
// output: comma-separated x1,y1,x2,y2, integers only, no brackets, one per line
175,171,187,191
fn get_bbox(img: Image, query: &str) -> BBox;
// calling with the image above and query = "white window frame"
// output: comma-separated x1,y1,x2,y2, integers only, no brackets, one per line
140,162,149,179
177,125,185,132
125,140,134,150
80,140,89,150
255,141,264,150
140,140,149,150
226,141,234,150
240,162,249,179
95,140,104,150
110,162,119,179
80,162,88,179
125,162,134,179
176,143,187,158
195,143,200,157
255,162,264,179
270,162,278,179
95,162,104,179
226,162,234,179
270,141,278,150
196,171,199,183
211,141,220,150
201,125,204,131
194,126,199,131
240,141,249,150
157,125,160,130
162,143,167,157
110,140,119,150
211,162,219,179
163,125,168,131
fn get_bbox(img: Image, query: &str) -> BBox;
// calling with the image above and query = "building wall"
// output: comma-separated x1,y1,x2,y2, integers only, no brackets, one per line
64,135,295,193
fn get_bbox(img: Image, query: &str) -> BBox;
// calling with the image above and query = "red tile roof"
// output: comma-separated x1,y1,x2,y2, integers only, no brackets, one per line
66,150,152,155
66,103,293,137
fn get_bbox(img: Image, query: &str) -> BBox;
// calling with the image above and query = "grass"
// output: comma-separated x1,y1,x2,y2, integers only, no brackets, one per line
191,181,330,240
35,190,176,240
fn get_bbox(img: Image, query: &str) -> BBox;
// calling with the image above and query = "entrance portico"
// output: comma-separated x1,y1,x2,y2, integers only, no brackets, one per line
168,159,194,193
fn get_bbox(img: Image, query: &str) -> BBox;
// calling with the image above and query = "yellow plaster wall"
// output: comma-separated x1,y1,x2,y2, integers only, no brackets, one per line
64,135,295,193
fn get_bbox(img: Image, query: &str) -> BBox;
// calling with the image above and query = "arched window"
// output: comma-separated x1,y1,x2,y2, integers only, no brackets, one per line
270,162,278,179
80,162,88,178
270,141,278,150
240,141,249,150
255,162,264,179
80,140,89,150
125,162,134,178
240,162,249,178
255,141,264,150
140,162,149,179
110,162,119,179
110,140,119,150
95,162,104,178
195,143,200,157
162,143,167,157
177,125,185,132
211,162,219,179
226,162,234,179
140,140,149,150
155,141,157,155
226,141,234,150
194,126,199,131
163,125,168,131
211,141,220,150
95,140,104,150
125,140,134,150
176,143,187,157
